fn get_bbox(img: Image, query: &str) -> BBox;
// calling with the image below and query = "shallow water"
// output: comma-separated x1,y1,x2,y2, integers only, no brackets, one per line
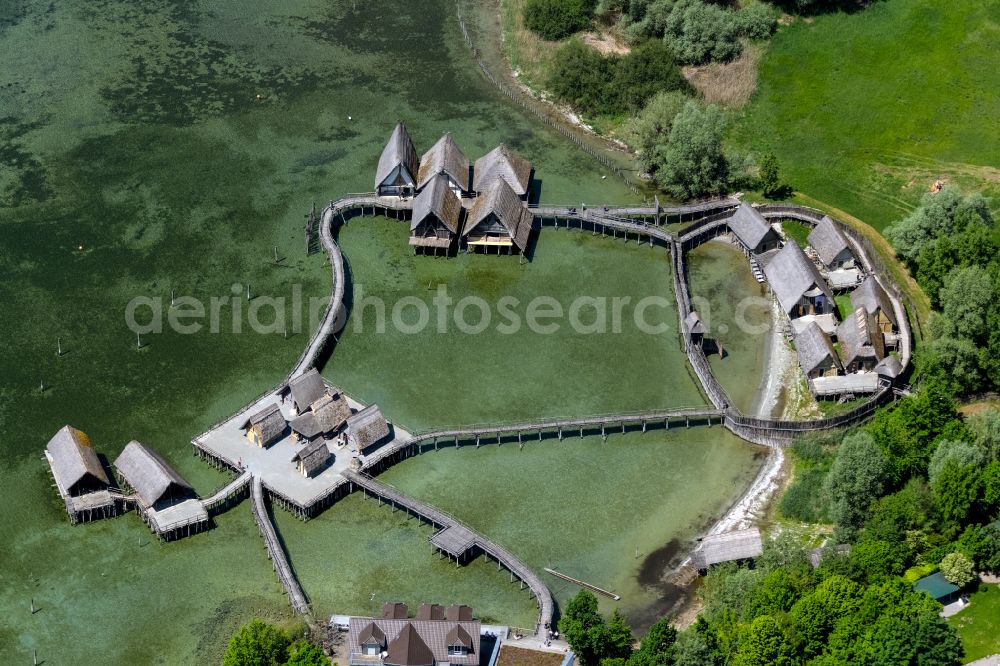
0,1,763,662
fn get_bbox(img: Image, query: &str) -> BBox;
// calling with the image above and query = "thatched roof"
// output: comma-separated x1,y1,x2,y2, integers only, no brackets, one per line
240,402,286,446
763,241,835,314
417,134,470,192
794,321,842,376
836,308,884,367
114,440,193,507
290,393,350,439
851,276,897,328
875,354,903,378
411,173,462,234
473,144,532,196
387,623,435,666
289,368,327,412
383,602,409,619
348,404,390,449
446,604,473,622
695,527,763,568
464,178,533,251
46,425,110,495
807,216,852,267
416,603,445,621
684,311,706,335
376,122,419,189
728,204,776,251
291,438,332,476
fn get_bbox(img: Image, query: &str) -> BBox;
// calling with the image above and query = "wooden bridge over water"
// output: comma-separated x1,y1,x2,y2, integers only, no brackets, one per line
250,476,311,616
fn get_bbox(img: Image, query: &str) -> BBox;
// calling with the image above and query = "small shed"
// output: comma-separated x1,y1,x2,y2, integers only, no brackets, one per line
45,425,110,497
836,308,885,373
874,355,903,380
684,311,706,347
376,122,419,196
807,216,855,269
289,368,328,414
795,321,843,379
240,402,286,448
914,571,962,605
473,144,532,197
763,241,836,317
694,527,763,570
410,173,463,254
114,440,195,509
291,438,332,478
417,133,470,196
850,276,897,333
463,178,533,254
727,204,781,254
347,404,391,450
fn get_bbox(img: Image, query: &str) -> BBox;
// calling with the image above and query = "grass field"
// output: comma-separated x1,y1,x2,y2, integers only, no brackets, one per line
948,584,1000,662
733,0,1000,232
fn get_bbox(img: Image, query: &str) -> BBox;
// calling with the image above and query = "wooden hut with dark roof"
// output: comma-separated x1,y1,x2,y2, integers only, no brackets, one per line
288,368,328,415
763,241,836,317
728,203,781,254
473,144,532,197
807,216,855,269
836,308,885,373
684,311,706,347
694,527,763,571
376,122,419,197
347,404,391,450
874,355,903,380
45,425,118,523
291,438,332,478
410,173,463,255
240,402,286,448
794,321,842,379
290,392,351,442
417,134,470,196
850,276,897,334
463,178,533,254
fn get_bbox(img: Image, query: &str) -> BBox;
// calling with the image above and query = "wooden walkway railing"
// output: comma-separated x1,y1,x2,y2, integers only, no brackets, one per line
201,470,252,513
250,477,311,616
342,470,554,635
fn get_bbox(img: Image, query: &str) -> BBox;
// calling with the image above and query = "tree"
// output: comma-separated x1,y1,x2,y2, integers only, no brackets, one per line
939,265,994,341
824,432,889,530
940,551,975,587
524,0,595,40
608,40,688,113
732,615,795,666
934,458,982,524
559,591,611,666
286,641,329,666
958,523,1000,572
662,0,742,64
672,621,719,666
968,407,1000,461
223,619,291,666
789,575,862,658
627,617,675,666
928,439,985,486
849,539,907,584
606,608,634,660
654,100,729,199
757,152,780,197
624,90,689,173
885,186,993,266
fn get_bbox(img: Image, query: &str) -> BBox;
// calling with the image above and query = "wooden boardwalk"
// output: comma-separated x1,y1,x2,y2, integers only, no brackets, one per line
342,470,554,634
250,476,311,616
201,470,252,514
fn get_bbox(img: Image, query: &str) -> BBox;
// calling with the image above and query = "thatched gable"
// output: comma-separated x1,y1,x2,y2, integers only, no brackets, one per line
807,216,853,268
763,241,835,315
291,438,332,477
464,178,533,251
411,173,462,235
347,404,391,449
473,144,532,196
417,134,470,193
695,527,763,569
875,355,903,379
794,321,842,377
728,204,779,253
684,311,706,335
289,368,327,413
45,425,110,497
851,276,897,331
836,308,885,371
240,402,286,447
114,440,194,508
376,122,419,192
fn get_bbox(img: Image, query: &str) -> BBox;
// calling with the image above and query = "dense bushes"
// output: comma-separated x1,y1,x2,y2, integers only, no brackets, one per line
548,38,688,116
223,619,327,666
524,0,596,40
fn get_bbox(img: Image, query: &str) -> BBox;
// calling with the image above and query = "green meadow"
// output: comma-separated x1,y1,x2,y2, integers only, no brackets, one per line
733,0,1000,231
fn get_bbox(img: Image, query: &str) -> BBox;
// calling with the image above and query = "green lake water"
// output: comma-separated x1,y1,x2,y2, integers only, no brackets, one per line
0,1,765,663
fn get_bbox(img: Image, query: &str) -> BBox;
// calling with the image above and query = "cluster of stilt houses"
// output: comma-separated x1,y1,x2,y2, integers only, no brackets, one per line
693,204,903,397
376,122,535,255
